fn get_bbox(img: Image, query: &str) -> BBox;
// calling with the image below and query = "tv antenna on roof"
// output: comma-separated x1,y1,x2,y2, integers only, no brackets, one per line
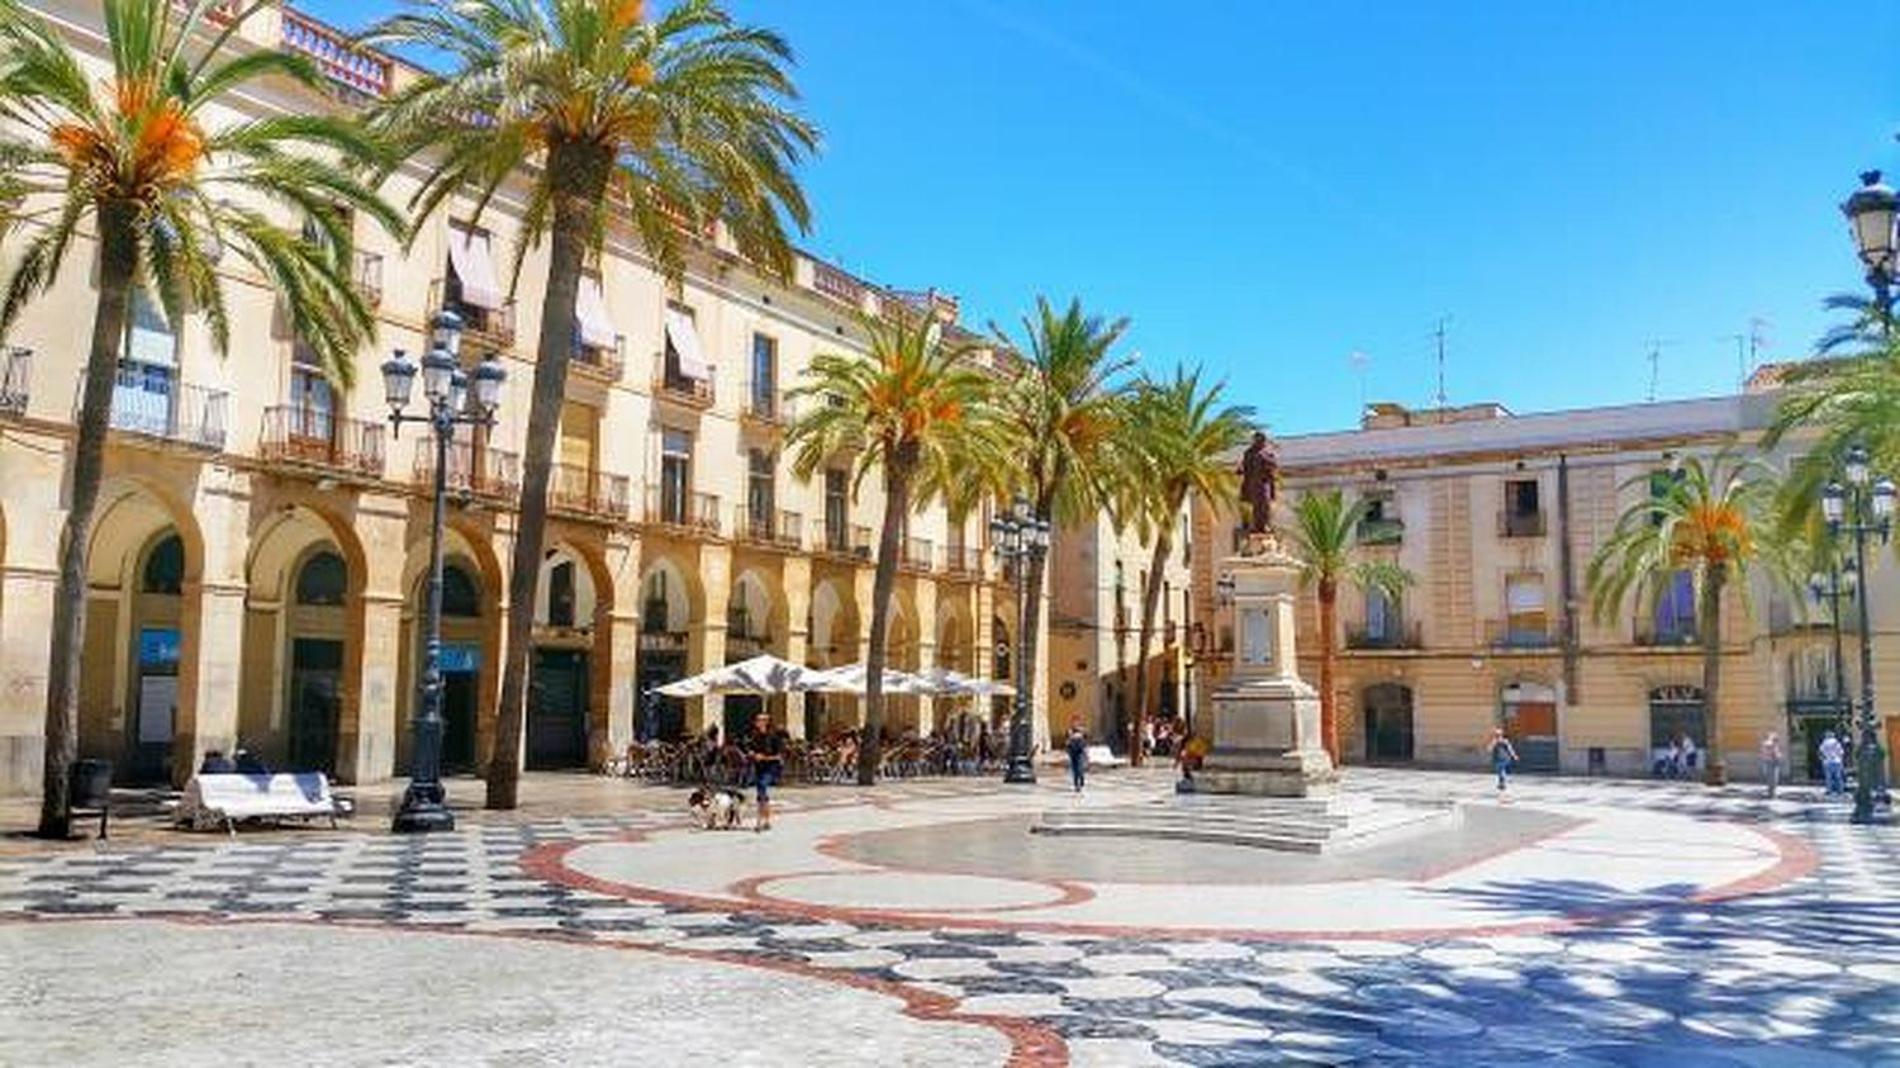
1430,317,1451,410
1645,338,1677,403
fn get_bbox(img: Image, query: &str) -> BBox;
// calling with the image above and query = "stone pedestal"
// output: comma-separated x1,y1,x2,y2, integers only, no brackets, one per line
1199,535,1337,798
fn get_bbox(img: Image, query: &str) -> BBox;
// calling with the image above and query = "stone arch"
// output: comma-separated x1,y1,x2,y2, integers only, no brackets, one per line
395,521,504,776
808,577,860,668
727,568,777,658
936,595,974,674
79,477,206,785
635,551,702,743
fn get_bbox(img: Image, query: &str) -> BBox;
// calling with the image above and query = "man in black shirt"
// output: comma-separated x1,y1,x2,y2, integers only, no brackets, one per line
746,712,788,832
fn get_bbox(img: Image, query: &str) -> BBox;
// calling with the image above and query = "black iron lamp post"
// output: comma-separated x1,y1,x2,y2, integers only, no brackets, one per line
990,495,1049,784
382,311,506,833
1822,443,1895,824
1843,170,1899,335
1807,560,1857,744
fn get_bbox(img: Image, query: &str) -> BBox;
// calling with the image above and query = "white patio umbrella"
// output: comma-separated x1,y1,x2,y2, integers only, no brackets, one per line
651,654,820,697
805,662,934,696
915,666,1016,698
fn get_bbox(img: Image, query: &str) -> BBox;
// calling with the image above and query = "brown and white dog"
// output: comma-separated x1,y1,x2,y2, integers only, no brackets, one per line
687,786,747,830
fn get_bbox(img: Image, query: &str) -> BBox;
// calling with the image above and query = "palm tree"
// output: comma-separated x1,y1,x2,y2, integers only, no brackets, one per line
1282,489,1412,764
993,297,1132,751
1121,367,1252,766
786,313,1002,784
1586,452,1777,785
0,0,398,837
364,0,816,809
1764,332,1900,538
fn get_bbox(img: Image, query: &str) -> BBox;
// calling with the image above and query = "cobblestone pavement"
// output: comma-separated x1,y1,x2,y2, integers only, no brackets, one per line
1,769,1896,1067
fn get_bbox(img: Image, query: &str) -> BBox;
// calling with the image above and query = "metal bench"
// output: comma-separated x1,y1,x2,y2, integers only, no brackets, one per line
176,772,349,835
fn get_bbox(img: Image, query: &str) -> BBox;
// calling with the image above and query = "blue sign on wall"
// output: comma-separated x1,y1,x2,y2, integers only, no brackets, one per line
440,643,481,674
138,627,181,670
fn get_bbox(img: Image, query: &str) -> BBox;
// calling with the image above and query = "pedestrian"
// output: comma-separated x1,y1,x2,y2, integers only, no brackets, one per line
745,711,787,832
1065,722,1089,793
1487,727,1519,799
1664,737,1683,780
1175,729,1208,792
1759,731,1783,799
1819,730,1847,796
1680,733,1699,777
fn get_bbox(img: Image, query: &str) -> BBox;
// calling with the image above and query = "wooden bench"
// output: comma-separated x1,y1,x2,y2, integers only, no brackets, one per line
176,772,349,835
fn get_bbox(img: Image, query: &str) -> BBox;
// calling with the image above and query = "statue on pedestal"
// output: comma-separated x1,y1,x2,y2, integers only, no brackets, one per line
1237,431,1280,555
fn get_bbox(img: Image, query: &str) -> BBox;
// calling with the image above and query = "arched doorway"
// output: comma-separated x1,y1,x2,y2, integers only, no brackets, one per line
285,548,347,775
1362,683,1415,763
637,557,694,743
127,532,186,783
434,560,486,773
527,545,597,770
395,522,500,777
1500,680,1559,773
990,613,1013,730
1648,684,1706,772
805,577,858,739
723,570,774,741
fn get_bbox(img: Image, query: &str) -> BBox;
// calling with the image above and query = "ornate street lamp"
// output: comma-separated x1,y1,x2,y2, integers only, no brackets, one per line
383,310,505,833
1823,442,1895,824
1808,560,1857,744
1843,170,1899,334
990,495,1049,784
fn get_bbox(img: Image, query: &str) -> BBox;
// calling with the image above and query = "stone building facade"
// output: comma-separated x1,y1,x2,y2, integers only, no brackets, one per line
1191,393,1900,783
0,0,1040,794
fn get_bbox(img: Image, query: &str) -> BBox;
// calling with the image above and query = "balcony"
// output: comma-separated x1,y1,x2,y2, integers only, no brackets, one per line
1498,510,1547,538
942,544,985,582
813,519,873,561
741,387,793,431
280,8,393,101
351,250,383,307
571,336,625,383
882,287,959,326
429,278,516,348
414,438,519,500
645,487,722,536
0,348,30,419
548,463,630,520
104,376,227,450
734,506,803,551
653,369,715,411
1345,621,1423,651
1485,619,1557,650
900,537,936,575
811,262,867,308
1357,516,1404,546
258,406,385,478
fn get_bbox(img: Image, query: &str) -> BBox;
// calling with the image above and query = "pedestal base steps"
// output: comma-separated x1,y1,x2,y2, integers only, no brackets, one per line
1030,793,1462,854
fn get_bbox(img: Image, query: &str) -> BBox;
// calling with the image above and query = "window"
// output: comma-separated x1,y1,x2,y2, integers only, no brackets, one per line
747,449,775,534
1365,585,1397,642
1648,467,1686,526
294,550,348,606
824,468,848,550
289,339,334,440
441,564,481,618
1652,570,1696,643
663,303,709,384
116,290,177,435
1358,491,1401,544
660,429,692,524
142,534,185,595
1503,478,1542,536
548,560,576,628
1504,573,1546,645
444,221,503,326
750,333,777,416
642,571,672,632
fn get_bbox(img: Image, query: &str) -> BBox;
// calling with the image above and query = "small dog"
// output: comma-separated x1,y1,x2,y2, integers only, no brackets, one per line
687,786,747,831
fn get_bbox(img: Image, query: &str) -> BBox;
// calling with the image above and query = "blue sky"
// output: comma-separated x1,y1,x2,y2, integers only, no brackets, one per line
306,0,1900,434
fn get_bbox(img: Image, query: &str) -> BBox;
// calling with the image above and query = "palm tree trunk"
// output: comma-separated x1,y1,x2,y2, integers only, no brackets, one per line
38,202,139,838
487,142,610,810
860,461,912,785
1131,527,1171,768
1317,577,1340,763
1700,563,1727,786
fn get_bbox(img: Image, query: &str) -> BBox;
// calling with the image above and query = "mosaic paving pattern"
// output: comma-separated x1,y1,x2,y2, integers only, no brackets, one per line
1,770,1895,1066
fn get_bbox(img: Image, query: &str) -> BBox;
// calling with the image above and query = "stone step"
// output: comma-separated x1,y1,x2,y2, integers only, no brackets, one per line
1030,798,1461,854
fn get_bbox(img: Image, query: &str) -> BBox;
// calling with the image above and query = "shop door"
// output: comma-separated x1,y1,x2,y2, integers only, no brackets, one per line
288,638,343,775
128,627,180,785
527,648,589,770
1504,700,1560,772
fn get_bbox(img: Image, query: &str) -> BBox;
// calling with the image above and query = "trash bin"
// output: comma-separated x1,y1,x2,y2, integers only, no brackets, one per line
66,758,112,839
1587,747,1606,777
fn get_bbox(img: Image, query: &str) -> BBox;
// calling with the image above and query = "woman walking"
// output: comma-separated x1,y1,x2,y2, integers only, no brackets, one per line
1487,727,1520,800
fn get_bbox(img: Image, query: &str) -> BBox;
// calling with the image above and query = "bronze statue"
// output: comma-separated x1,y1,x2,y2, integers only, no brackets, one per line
1238,431,1278,535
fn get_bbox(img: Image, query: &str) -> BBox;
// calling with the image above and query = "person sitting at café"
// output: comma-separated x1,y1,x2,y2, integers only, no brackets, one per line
198,750,235,774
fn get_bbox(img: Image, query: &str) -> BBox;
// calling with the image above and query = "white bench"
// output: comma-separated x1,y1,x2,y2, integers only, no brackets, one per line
1084,744,1128,769
176,772,348,834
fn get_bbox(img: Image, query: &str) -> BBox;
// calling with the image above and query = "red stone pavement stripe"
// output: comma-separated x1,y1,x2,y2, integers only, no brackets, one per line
0,913,1067,1068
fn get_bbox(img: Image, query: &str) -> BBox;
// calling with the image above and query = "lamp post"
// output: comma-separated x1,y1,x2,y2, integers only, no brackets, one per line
1822,443,1895,824
1842,170,1898,337
382,311,505,833
990,495,1049,784
1807,560,1856,745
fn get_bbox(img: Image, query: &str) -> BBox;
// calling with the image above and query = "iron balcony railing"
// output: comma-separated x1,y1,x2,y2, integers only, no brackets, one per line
900,536,936,574
259,406,384,477
646,487,722,535
1357,516,1404,546
429,278,516,348
942,544,985,581
735,506,803,549
103,375,227,449
654,367,715,409
1484,619,1557,650
811,261,867,306
1345,621,1423,651
813,518,874,560
548,463,630,519
414,438,519,499
741,386,794,427
572,335,626,382
1498,509,1548,538
0,348,29,419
